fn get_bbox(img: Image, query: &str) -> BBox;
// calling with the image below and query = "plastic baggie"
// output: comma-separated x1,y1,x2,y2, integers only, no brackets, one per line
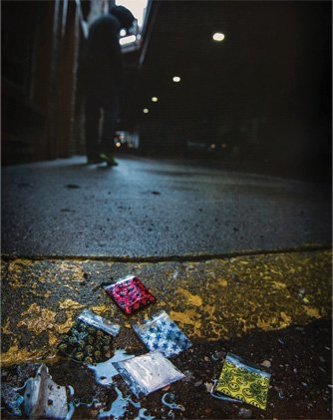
57,309,120,365
23,365,69,419
215,353,271,410
113,351,185,398
103,276,156,316
132,310,192,358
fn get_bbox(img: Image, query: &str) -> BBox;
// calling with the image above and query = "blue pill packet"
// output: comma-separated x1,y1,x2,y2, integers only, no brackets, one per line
132,310,192,358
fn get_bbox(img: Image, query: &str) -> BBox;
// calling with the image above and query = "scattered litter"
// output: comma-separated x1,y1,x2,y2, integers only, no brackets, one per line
132,310,192,358
302,382,308,387
113,351,185,398
204,382,213,393
57,309,120,364
215,353,271,410
23,364,70,419
1,383,24,417
261,360,271,368
194,380,203,387
161,393,185,412
319,356,325,363
211,350,226,362
103,276,156,316
275,387,285,399
278,389,285,399
182,370,194,383
278,338,285,345
238,407,253,418
89,349,134,386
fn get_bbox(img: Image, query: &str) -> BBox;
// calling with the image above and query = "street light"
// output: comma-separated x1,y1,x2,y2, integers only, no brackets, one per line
212,32,225,42
151,97,158,102
172,76,181,83
119,35,137,46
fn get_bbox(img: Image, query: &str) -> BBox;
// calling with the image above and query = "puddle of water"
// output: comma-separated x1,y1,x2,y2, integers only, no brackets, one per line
161,393,185,412
5,357,155,420
135,408,155,420
98,385,133,419
88,349,156,419
67,385,75,398
65,402,76,420
97,383,154,420
88,349,134,386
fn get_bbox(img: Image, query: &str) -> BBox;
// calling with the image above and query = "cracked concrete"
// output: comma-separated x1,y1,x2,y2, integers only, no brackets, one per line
1,250,331,366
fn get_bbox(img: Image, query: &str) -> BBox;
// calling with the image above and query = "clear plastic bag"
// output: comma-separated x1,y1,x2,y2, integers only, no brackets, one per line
113,351,185,398
132,311,192,358
216,353,271,410
77,309,120,336
57,309,120,365
103,276,156,316
23,365,69,419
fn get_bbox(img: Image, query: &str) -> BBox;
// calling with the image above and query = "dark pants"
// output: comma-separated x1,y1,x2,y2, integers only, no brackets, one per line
84,88,119,159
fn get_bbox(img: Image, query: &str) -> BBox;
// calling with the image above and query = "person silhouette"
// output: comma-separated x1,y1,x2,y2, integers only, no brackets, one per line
83,5,135,166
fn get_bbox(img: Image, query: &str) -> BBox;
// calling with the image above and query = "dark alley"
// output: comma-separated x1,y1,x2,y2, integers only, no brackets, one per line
1,1,332,419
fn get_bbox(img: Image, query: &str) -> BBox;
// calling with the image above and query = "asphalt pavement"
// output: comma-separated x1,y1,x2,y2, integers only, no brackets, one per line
1,155,331,258
1,155,332,419
1,251,332,418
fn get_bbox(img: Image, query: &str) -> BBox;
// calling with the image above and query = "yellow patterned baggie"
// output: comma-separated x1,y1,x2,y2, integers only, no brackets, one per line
216,353,271,410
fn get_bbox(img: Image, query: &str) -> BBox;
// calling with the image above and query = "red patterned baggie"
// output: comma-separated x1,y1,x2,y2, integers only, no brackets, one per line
103,276,156,315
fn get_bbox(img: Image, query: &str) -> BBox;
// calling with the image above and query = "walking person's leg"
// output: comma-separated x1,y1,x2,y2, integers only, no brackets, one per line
99,90,119,166
84,92,102,164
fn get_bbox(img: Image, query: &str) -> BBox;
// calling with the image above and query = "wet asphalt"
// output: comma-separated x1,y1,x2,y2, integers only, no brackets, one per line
1,155,332,419
1,251,332,419
1,155,331,258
